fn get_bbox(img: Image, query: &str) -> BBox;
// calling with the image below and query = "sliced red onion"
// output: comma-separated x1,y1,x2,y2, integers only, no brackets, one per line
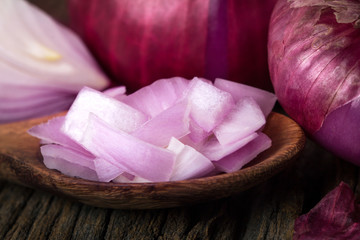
40,144,99,181
123,77,190,117
0,87,72,109
167,137,214,181
1,98,73,123
93,158,124,182
186,78,235,132
213,97,265,145
102,86,127,100
112,174,151,183
187,120,213,144
77,114,175,182
0,0,110,123
214,133,272,173
132,101,191,147
201,133,259,161
214,78,277,117
62,87,149,142
30,77,274,182
28,116,89,154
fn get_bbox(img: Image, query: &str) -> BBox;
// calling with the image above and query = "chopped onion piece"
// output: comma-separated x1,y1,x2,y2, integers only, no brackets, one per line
132,100,191,147
214,78,277,117
102,86,127,100
28,116,91,155
214,133,271,172
201,133,259,161
167,137,214,181
186,78,235,132
29,77,274,182
62,86,149,142
112,173,151,183
94,158,124,182
187,120,213,143
78,114,175,182
123,77,190,117
213,97,266,145
40,144,98,181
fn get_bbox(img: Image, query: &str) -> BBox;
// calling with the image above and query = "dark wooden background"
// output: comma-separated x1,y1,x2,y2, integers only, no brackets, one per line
1,1,359,239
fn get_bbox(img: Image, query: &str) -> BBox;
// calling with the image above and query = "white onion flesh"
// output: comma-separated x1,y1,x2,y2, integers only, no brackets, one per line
0,0,110,123
214,133,272,172
62,86,149,142
167,137,214,181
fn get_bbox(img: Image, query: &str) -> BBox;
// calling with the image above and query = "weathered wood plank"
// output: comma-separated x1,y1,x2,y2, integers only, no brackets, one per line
105,209,167,240
0,183,34,239
47,200,82,240
70,205,110,240
4,189,54,239
27,196,72,240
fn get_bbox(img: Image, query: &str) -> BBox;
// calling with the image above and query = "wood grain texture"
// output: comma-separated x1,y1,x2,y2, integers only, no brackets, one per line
0,112,305,209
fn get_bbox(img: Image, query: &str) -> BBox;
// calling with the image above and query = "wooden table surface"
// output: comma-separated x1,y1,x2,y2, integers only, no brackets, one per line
1,130,357,240
1,1,359,239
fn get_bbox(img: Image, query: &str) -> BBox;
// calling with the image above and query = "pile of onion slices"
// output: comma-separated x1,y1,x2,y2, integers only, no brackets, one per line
28,77,277,182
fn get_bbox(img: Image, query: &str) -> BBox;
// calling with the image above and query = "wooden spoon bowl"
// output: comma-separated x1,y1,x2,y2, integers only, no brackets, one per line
0,112,305,209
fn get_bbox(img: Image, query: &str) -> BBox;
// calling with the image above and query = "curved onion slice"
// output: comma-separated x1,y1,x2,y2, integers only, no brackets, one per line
167,137,214,181
40,144,98,181
187,78,235,132
93,158,124,182
62,87,149,142
102,86,127,100
214,133,272,173
0,0,110,123
214,78,277,117
132,101,191,147
78,114,175,182
213,97,266,145
29,77,275,182
122,77,190,117
201,133,259,161
28,116,90,155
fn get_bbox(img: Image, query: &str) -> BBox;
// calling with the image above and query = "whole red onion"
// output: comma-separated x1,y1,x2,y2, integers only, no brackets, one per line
268,0,360,164
68,0,276,92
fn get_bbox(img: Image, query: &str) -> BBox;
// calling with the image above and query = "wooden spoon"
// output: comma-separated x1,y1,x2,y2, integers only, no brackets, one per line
0,112,305,209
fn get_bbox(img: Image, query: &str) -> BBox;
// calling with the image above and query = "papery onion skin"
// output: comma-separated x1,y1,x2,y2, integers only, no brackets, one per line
268,0,360,164
68,0,277,92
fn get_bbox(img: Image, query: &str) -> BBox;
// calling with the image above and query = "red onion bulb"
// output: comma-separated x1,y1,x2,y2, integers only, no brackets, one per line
68,0,277,92
268,0,360,164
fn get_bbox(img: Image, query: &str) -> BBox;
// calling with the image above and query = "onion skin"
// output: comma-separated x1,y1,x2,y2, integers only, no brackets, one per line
68,0,276,92
268,0,360,164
